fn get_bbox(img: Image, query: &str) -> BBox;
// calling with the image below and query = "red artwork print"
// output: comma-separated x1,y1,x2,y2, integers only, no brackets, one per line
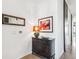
40,20,50,30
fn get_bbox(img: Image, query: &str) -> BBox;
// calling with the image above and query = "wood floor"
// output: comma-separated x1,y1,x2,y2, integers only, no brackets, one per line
60,46,76,59
21,54,41,59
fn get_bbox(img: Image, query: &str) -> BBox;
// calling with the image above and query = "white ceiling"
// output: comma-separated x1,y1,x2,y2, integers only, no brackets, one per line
66,0,76,17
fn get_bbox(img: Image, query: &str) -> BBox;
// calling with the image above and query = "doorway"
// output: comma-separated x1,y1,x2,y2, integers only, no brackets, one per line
63,0,73,52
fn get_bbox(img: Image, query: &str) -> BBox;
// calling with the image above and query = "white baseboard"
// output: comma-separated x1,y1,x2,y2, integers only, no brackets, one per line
59,50,64,59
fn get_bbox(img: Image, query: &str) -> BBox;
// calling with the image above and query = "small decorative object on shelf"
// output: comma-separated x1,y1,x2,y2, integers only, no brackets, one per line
33,26,40,38
2,14,25,26
34,32,39,38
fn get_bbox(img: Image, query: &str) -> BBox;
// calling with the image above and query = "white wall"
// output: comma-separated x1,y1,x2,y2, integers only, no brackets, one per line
2,0,64,59
2,0,57,59
56,0,64,59
33,0,57,38
2,0,35,59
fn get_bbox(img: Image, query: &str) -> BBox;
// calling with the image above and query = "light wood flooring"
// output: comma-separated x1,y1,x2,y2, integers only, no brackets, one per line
21,54,41,59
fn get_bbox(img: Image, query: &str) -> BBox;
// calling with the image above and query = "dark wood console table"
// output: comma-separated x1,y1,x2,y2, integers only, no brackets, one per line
32,37,55,59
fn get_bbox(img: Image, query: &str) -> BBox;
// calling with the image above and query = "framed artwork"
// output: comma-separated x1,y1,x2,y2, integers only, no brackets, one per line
2,14,25,26
38,16,53,33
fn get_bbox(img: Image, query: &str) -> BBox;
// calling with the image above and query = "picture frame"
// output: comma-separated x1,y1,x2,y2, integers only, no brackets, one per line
38,16,53,33
2,14,25,26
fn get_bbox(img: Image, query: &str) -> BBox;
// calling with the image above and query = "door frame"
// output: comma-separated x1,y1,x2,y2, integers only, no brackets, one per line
63,0,66,52
63,0,73,52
